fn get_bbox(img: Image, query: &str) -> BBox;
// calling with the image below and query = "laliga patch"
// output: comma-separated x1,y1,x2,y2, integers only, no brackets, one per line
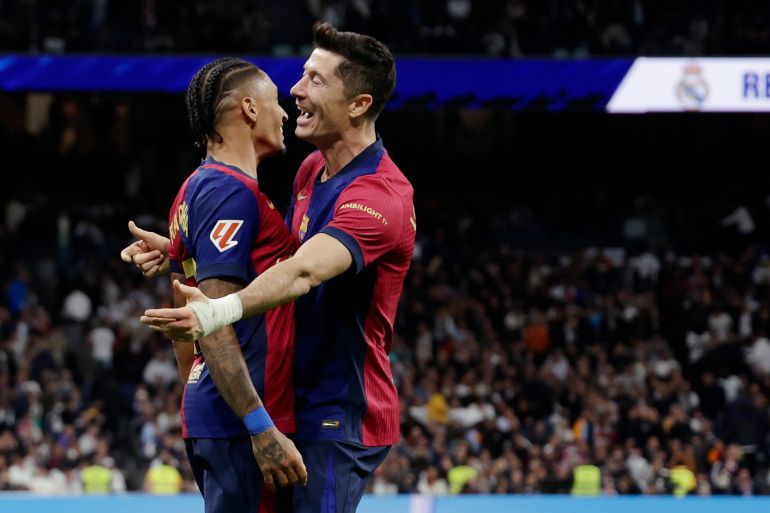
210,220,243,252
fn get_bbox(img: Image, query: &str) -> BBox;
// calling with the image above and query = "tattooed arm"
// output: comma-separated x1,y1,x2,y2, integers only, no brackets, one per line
197,277,307,490
196,278,259,414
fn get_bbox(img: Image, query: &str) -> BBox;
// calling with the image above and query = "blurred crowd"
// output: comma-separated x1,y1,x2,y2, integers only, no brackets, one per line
0,238,193,492
377,237,770,495
0,0,768,57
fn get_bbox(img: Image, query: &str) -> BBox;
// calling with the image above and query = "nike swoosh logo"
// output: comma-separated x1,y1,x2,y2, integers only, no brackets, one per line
297,192,309,201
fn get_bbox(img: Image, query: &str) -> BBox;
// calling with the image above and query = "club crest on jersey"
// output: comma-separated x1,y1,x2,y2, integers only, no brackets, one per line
210,220,243,252
299,215,310,241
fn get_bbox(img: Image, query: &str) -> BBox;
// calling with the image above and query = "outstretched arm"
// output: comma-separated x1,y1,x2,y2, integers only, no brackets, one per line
142,233,352,340
239,233,352,318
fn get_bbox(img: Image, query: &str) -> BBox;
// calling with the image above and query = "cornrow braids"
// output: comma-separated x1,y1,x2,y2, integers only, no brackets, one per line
185,57,262,149
186,58,235,149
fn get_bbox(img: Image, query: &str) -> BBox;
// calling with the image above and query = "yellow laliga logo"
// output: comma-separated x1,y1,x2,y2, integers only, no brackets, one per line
169,201,189,243
339,202,388,225
182,257,197,279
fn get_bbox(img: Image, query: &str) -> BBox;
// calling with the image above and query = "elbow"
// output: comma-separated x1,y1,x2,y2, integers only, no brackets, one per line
295,260,323,293
299,270,322,293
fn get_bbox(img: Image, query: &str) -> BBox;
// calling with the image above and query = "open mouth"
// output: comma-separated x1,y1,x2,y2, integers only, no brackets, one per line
297,106,314,126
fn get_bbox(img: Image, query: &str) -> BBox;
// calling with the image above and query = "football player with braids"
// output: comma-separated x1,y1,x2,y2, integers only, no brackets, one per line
124,57,307,513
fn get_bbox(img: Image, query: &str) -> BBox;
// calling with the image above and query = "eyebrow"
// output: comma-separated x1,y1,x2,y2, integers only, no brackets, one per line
303,64,325,79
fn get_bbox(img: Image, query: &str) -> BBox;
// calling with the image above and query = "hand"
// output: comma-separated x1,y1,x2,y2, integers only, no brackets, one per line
251,428,308,491
120,221,171,277
141,280,207,341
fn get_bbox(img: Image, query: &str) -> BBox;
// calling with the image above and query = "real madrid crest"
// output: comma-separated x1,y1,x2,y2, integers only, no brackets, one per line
676,63,709,111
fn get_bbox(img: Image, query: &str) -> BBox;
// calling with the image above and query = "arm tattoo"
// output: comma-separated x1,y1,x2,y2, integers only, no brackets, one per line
198,325,260,416
197,278,262,417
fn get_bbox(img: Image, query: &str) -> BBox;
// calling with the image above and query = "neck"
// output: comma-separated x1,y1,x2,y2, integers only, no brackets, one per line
207,136,259,179
318,124,376,181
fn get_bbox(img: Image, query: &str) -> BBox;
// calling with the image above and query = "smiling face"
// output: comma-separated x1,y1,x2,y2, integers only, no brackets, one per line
289,48,351,147
249,77,288,158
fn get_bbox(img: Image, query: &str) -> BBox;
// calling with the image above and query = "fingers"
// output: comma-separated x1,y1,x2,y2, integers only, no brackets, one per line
140,315,178,325
285,467,299,486
274,470,289,488
263,470,277,492
141,316,199,341
133,250,163,266
143,321,197,341
128,220,154,240
120,241,142,263
143,307,189,320
135,252,165,277
141,306,200,341
121,239,163,276
120,246,133,263
295,461,308,486
174,280,205,301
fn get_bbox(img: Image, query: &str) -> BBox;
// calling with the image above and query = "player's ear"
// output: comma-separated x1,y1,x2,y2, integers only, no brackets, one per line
242,96,258,126
349,94,373,120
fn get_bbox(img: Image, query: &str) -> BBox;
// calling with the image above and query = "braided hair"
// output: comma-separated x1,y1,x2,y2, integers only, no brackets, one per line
185,57,264,149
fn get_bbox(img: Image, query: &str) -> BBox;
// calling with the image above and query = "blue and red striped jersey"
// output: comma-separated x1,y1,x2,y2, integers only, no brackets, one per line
286,138,415,446
168,158,298,439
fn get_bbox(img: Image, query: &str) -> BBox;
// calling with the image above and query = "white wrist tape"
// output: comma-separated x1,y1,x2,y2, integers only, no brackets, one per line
188,293,244,337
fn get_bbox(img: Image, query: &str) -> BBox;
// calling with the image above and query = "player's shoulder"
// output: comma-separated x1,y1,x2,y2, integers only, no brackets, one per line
379,151,412,187
348,152,413,198
188,164,259,196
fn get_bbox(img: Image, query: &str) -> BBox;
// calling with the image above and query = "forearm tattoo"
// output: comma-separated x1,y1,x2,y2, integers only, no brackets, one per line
198,326,260,417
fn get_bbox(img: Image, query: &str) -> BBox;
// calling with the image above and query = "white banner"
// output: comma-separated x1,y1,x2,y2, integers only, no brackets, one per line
607,57,770,112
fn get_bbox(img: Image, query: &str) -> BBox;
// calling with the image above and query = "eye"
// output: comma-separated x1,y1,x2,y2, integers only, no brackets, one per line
311,74,323,85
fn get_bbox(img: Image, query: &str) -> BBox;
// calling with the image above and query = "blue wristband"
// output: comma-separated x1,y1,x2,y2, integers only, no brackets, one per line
243,406,274,435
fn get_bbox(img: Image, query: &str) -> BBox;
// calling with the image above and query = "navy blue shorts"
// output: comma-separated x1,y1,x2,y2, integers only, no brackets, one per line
186,437,274,513
278,440,390,513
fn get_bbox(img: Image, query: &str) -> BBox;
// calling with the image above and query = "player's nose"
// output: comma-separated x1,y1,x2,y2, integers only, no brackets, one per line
290,78,304,99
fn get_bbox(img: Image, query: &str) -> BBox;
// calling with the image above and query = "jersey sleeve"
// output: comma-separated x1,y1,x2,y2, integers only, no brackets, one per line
320,178,403,273
167,191,187,275
188,178,260,283
168,250,183,274
168,226,183,273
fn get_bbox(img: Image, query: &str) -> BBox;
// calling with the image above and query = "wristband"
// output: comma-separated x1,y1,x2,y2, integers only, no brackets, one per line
188,293,243,337
243,406,274,435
